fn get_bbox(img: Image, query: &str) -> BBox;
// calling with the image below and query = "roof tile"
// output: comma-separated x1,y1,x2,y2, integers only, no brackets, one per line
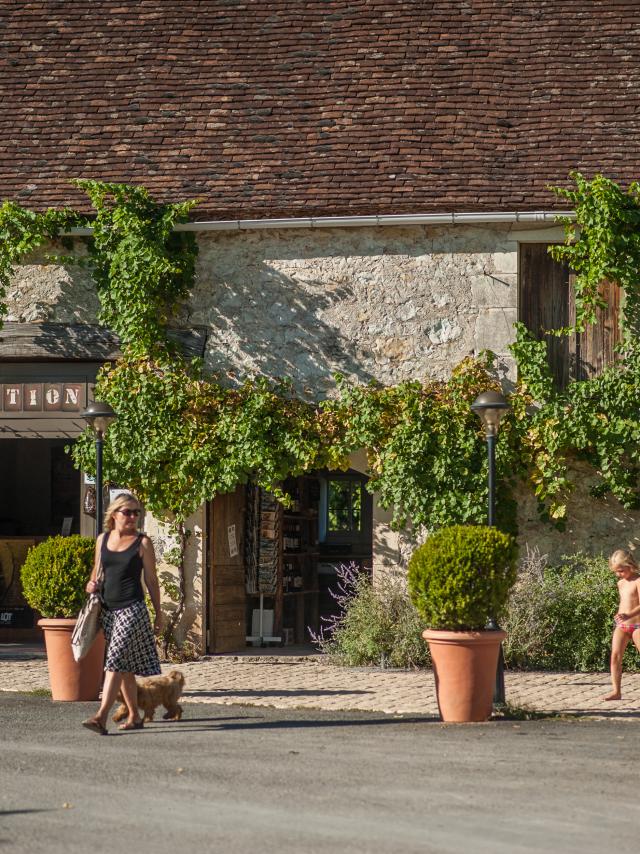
0,1,639,218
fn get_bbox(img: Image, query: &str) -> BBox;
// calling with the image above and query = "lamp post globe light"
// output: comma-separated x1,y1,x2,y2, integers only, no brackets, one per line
470,391,510,527
81,401,117,538
471,389,510,705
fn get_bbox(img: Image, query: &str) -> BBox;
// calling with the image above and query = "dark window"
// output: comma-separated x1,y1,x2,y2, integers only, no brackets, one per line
319,471,372,549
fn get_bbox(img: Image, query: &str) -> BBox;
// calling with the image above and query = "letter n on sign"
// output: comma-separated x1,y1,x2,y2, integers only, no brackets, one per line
62,384,84,411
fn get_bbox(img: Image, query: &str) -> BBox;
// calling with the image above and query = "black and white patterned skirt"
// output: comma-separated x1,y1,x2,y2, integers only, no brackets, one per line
101,599,161,676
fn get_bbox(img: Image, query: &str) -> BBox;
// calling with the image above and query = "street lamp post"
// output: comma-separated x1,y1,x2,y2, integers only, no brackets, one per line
81,401,117,538
471,389,510,705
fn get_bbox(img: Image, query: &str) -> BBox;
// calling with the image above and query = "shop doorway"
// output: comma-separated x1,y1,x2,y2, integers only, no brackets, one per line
0,439,81,639
206,471,373,654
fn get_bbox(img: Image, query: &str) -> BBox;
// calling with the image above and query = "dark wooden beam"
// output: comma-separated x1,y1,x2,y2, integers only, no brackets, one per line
0,323,208,361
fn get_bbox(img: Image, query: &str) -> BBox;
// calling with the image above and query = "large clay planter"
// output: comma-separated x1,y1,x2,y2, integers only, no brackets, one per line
38,618,105,701
423,628,506,723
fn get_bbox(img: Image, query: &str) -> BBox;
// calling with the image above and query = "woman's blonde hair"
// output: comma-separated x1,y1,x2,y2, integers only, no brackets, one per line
103,492,141,532
609,549,640,575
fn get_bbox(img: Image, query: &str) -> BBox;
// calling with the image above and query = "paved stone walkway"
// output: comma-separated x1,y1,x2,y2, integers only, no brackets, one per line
2,651,640,719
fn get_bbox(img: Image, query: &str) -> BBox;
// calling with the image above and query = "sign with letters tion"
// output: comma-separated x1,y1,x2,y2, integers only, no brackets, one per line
0,383,86,414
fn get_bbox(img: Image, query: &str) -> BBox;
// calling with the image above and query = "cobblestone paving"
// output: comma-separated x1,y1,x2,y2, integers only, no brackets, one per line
2,654,640,719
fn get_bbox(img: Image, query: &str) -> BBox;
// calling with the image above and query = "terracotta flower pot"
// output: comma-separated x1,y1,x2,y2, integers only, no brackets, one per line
422,628,506,723
38,618,105,701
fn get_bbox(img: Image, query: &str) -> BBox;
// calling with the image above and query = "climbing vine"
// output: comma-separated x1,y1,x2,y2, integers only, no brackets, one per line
1,172,640,636
507,321,640,525
74,180,199,353
336,354,519,535
549,171,640,336
505,172,640,524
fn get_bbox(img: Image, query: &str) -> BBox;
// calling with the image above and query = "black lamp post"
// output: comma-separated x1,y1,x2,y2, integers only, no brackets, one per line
81,401,117,538
471,389,510,705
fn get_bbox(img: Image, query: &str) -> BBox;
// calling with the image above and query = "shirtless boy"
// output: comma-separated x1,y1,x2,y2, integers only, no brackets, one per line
604,549,640,701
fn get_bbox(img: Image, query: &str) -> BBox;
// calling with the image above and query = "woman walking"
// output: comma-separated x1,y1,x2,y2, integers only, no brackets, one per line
82,493,162,734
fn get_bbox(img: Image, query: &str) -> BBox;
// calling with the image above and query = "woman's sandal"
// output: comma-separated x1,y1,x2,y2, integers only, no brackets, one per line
118,719,144,730
82,718,108,736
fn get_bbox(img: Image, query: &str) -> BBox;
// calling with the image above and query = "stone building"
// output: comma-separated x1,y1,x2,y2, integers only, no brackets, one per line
1,2,640,650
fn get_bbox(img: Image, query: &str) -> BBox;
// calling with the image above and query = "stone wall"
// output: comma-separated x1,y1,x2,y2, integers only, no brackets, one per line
4,243,99,324
6,220,634,645
516,461,640,562
5,223,547,392
186,223,520,396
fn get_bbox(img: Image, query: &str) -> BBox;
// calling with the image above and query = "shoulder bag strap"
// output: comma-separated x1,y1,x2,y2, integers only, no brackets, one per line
95,534,106,585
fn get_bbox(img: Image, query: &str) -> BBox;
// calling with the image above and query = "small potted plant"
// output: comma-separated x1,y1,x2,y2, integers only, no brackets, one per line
408,524,518,722
20,535,105,701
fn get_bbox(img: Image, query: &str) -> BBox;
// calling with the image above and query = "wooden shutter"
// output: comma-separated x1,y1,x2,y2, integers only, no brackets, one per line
568,276,622,380
519,244,621,388
519,243,570,389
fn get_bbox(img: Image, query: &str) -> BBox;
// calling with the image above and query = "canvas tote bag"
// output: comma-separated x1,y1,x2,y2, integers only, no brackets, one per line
71,563,104,662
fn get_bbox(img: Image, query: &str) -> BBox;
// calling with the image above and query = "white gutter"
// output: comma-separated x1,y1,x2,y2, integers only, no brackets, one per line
65,210,573,236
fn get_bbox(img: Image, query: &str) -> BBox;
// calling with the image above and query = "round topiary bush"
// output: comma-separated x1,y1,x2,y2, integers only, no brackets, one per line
408,525,518,631
20,535,95,618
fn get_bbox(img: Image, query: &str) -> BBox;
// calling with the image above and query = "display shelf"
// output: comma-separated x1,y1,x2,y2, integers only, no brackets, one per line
279,474,321,643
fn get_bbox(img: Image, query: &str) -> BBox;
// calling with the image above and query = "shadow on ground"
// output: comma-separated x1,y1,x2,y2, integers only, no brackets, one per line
183,688,372,699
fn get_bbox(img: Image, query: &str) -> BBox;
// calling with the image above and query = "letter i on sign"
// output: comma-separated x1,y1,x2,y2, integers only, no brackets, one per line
24,384,42,410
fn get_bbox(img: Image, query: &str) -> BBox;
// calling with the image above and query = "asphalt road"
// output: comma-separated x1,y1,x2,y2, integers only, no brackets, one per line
0,693,638,854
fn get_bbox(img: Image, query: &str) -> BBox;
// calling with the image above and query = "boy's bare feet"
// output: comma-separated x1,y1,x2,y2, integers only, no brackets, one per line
603,691,622,701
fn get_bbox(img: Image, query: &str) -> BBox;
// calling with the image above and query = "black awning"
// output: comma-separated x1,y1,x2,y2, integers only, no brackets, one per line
0,416,88,439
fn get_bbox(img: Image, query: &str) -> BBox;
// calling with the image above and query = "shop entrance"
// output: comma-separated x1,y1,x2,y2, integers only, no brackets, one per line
0,439,82,639
207,471,373,654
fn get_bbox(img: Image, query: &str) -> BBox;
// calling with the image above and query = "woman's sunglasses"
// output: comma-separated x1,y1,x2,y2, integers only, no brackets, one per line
118,508,140,518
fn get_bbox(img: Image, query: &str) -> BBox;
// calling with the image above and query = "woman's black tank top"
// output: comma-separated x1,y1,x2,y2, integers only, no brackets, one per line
101,533,144,610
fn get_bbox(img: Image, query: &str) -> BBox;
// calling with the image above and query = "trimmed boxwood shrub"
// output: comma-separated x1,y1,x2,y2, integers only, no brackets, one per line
408,524,518,630
20,535,95,618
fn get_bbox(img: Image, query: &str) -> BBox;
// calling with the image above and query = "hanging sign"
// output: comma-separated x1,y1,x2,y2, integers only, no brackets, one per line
0,383,86,413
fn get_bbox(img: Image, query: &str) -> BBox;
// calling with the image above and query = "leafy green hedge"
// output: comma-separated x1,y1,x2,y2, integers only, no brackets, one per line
503,552,639,672
20,535,95,618
407,525,518,630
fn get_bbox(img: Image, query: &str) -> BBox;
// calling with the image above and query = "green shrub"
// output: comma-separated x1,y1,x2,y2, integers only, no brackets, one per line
504,550,639,672
407,525,518,630
311,563,430,669
20,535,95,618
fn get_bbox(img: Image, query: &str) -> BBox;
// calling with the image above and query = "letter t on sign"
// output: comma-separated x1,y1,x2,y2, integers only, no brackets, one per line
3,385,21,411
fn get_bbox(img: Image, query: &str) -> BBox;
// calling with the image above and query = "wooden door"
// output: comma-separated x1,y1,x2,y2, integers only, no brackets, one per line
208,486,246,653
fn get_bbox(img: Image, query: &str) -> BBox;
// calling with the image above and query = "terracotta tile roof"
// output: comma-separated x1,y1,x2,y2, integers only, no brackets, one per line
1,0,639,220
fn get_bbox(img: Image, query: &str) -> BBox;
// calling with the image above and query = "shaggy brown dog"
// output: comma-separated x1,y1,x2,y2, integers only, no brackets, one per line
112,670,185,723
